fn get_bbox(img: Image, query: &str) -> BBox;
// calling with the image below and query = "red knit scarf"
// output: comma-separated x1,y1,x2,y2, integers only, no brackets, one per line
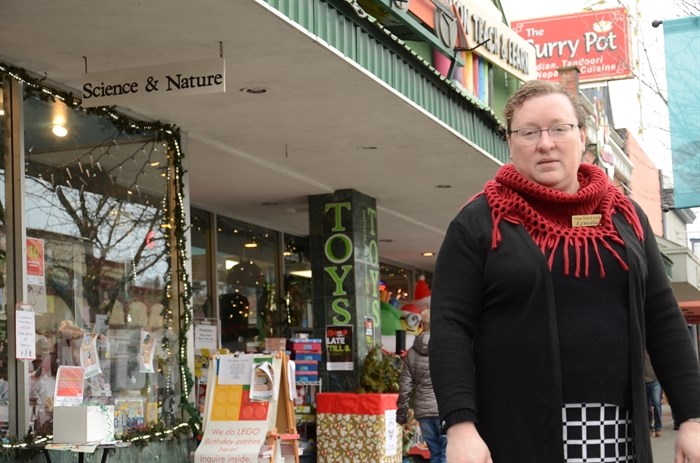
480,163,644,277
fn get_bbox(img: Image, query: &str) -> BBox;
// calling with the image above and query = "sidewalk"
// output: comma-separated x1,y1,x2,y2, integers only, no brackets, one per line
650,405,678,463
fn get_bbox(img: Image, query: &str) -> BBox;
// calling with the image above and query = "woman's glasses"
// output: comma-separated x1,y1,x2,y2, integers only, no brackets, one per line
509,123,579,145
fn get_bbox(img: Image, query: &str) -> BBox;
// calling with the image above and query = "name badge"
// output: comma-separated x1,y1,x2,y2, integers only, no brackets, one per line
572,214,602,227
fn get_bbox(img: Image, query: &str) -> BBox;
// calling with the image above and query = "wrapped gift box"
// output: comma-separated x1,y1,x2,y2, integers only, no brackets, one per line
317,392,401,463
53,405,115,444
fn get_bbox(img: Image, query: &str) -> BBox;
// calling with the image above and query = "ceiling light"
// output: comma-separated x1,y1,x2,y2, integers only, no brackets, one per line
51,124,68,137
240,87,268,94
244,236,258,248
290,270,312,278
435,184,452,189
421,251,435,257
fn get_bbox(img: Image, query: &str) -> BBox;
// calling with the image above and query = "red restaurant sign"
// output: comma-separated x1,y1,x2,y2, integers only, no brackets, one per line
511,7,632,83
680,301,700,325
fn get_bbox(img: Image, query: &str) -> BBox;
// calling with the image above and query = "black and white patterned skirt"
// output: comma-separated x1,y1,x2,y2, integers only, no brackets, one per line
562,403,635,462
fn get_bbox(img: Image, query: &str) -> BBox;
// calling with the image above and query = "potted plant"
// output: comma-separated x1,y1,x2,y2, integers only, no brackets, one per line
358,345,401,393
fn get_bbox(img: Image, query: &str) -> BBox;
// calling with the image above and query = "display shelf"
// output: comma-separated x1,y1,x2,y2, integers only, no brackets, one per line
296,381,321,387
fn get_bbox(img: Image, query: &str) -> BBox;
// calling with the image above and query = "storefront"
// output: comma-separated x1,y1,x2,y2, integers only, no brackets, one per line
0,0,531,460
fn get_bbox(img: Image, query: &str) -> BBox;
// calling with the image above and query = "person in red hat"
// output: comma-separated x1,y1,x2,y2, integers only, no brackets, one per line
413,275,431,312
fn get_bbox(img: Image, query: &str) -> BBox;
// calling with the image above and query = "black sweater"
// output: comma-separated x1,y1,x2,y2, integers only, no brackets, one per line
429,196,700,463
552,239,630,408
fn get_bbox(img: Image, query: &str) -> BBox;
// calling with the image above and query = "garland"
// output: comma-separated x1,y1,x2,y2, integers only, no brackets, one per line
0,423,194,459
0,61,202,442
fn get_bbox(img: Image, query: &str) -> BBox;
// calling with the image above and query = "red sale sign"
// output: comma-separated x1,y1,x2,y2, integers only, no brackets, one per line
511,8,632,83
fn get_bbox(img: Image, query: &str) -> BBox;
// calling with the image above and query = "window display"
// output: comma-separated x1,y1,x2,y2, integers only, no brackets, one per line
216,217,277,350
22,93,179,436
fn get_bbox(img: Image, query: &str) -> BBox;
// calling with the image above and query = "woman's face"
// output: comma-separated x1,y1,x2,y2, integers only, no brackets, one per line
507,93,586,194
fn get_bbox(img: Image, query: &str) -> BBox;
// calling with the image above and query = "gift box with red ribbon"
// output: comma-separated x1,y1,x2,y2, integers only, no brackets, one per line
316,392,402,463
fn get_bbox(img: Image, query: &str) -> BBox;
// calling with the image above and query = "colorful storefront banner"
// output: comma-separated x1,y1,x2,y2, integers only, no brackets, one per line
663,16,700,209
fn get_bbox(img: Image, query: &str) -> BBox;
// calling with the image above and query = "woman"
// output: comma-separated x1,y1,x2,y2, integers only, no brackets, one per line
397,309,446,463
429,80,700,463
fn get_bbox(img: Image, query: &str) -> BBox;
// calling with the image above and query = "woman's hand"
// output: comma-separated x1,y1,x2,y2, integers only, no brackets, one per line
675,420,700,463
446,421,493,463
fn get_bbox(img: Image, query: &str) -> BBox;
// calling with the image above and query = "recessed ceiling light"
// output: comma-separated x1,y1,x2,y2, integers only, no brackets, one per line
261,201,281,206
421,251,435,257
379,239,393,243
357,146,379,150
51,124,68,137
240,87,268,94
435,184,452,189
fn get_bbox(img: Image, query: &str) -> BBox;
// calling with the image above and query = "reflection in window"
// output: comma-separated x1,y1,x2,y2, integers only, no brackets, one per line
23,94,177,436
380,263,411,305
216,217,277,351
191,209,212,319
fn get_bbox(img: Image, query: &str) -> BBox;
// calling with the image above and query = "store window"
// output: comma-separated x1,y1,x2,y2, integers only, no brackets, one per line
379,263,412,305
191,209,213,319
216,217,278,350
22,93,177,435
283,235,313,334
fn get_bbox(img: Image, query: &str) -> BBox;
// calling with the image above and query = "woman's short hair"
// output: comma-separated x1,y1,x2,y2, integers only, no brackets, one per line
503,80,586,133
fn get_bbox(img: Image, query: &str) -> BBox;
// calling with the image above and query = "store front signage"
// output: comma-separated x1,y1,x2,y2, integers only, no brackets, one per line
81,57,225,108
680,302,700,324
323,202,354,325
511,8,632,83
321,198,380,327
400,0,535,81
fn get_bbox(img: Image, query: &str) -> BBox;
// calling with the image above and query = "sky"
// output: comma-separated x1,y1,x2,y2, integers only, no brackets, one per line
498,0,700,239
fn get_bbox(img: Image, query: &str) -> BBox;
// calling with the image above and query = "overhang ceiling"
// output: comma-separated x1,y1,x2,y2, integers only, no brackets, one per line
0,0,502,271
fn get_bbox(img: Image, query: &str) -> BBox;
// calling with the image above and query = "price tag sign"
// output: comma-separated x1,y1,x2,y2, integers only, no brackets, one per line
15,302,36,360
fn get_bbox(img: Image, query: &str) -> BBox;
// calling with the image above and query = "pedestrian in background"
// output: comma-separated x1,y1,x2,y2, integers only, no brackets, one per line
644,351,663,437
429,80,700,463
397,309,446,463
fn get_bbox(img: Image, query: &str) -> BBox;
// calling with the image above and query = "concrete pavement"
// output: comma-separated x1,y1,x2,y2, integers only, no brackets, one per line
650,406,679,463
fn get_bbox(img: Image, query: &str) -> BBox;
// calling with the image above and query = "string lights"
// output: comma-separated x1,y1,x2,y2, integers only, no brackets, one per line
0,61,201,457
